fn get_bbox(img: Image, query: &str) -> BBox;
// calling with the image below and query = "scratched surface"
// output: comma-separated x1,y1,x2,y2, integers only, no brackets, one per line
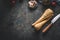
1,0,60,40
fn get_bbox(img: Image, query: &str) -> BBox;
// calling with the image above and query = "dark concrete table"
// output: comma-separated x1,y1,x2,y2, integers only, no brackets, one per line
1,0,60,40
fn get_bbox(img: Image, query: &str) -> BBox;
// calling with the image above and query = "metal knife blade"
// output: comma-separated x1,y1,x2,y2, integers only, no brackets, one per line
51,14,60,24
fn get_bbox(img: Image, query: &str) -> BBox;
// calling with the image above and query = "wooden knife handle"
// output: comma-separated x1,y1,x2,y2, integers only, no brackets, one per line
42,23,52,33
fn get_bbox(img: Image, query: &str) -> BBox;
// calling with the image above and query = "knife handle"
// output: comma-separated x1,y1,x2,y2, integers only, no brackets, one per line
42,23,52,33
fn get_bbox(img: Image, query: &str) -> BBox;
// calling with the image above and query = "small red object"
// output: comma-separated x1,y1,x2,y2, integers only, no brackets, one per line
10,0,16,7
51,1,57,6
12,1,16,3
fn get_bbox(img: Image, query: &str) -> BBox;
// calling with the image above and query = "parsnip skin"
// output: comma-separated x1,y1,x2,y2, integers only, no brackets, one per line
34,19,49,31
33,14,54,31
32,8,54,26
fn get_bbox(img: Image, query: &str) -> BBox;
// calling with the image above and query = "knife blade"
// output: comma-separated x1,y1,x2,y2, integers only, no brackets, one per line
51,14,60,24
42,14,60,33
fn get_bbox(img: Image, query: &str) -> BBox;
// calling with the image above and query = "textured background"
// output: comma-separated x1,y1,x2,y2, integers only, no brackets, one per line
0,0,60,40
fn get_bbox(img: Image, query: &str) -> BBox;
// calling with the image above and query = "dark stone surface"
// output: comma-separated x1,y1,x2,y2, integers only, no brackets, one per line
0,0,60,40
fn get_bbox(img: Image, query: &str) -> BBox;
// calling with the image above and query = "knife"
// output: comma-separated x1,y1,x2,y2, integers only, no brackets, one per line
42,14,60,33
